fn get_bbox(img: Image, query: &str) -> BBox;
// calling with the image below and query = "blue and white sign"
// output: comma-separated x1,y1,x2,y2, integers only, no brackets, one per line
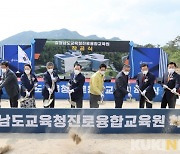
0,109,179,133
129,47,168,78
1,81,164,102
2,45,33,73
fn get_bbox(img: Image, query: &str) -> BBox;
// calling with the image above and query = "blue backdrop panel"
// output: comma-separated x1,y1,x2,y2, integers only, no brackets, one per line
0,109,179,133
159,48,168,78
35,81,163,102
1,81,164,102
3,45,32,73
130,47,163,78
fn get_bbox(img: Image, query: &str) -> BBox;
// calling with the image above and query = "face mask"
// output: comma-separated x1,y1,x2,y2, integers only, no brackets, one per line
142,70,148,75
168,68,175,74
100,71,105,75
48,69,53,74
124,71,129,75
74,70,80,75
1,68,6,73
25,70,31,75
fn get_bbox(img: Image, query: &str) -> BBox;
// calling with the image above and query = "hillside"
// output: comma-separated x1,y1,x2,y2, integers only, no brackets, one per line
0,28,121,45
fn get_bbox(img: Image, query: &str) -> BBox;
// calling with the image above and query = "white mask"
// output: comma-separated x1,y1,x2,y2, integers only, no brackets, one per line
74,70,80,75
25,70,31,75
124,71,129,75
142,70,148,75
168,68,175,74
1,68,7,73
100,71,105,75
48,69,53,74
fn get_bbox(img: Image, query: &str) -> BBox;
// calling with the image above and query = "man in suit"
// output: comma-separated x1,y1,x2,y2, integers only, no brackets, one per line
161,62,180,108
113,65,132,108
68,63,85,108
0,75,3,108
136,63,156,108
0,61,19,108
0,84,2,108
42,62,60,108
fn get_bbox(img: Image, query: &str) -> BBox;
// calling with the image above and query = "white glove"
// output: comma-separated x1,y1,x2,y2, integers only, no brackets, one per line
142,90,146,96
69,89,75,93
128,93,132,98
48,88,53,94
135,85,139,89
171,88,177,94
163,84,168,89
52,77,57,82
67,82,71,87
26,91,30,97
101,93,104,98
34,83,38,87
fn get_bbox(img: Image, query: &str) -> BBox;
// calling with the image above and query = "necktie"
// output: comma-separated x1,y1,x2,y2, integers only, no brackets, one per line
3,73,6,79
167,73,172,82
142,74,145,82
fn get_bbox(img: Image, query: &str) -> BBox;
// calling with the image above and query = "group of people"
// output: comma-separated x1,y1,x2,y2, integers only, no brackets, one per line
113,62,180,108
69,62,180,109
0,61,179,109
0,61,61,108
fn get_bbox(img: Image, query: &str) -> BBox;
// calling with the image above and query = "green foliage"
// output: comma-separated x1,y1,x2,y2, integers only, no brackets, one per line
108,71,118,77
98,52,127,71
38,43,67,65
162,36,180,66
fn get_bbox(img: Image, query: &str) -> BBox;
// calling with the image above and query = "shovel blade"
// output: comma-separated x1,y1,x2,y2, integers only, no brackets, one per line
97,100,106,105
43,99,53,107
68,99,76,106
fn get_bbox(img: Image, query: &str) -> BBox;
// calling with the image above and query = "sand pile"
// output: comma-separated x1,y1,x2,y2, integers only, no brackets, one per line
0,145,12,154
169,115,180,126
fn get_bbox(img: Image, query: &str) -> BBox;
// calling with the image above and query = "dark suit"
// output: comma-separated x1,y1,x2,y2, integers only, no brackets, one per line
0,69,19,108
0,76,3,107
20,73,38,97
136,72,156,108
161,72,180,108
42,71,60,108
113,71,129,108
69,72,85,108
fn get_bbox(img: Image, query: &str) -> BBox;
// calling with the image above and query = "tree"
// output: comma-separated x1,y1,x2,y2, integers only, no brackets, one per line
162,36,180,66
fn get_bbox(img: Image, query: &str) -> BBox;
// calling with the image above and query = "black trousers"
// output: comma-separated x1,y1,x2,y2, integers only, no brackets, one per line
139,95,152,108
43,94,55,108
114,95,124,108
71,97,83,108
90,93,101,108
161,93,176,108
10,94,19,108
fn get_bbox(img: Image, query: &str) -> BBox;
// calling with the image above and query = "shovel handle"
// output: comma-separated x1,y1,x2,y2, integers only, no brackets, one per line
163,85,180,96
135,86,152,104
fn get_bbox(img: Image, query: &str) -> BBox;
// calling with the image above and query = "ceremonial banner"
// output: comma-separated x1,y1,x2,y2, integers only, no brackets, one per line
0,109,179,133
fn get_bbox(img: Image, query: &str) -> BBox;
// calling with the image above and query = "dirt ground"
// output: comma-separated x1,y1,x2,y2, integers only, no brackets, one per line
1,98,180,109
0,132,180,154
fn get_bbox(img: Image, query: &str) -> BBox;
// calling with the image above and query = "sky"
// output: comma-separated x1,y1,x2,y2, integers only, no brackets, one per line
0,0,180,45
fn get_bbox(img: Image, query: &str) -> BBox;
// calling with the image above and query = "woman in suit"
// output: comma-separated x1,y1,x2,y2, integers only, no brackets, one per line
20,64,38,108
42,62,60,108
